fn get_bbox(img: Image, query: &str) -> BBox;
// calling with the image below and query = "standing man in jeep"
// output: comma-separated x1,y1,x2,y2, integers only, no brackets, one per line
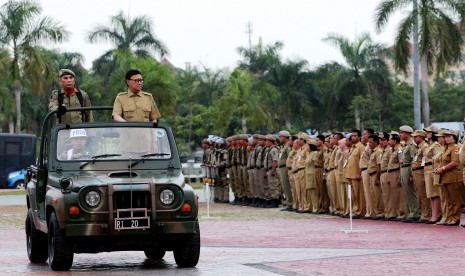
112,69,161,123
49,69,93,123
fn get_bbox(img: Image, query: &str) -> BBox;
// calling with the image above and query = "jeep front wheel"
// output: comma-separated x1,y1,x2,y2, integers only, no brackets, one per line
173,222,200,267
48,212,74,271
26,209,48,263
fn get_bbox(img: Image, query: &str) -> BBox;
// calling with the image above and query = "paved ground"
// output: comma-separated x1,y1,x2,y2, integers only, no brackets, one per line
1,192,465,275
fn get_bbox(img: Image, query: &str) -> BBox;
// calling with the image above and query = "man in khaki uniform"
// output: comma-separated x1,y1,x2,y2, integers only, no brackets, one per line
292,132,309,212
386,132,409,220
278,130,293,211
49,69,93,124
367,135,384,219
399,125,420,222
360,128,374,218
112,69,161,122
315,135,329,213
255,135,267,207
345,129,365,218
330,133,343,215
287,136,299,210
411,130,431,222
378,132,392,219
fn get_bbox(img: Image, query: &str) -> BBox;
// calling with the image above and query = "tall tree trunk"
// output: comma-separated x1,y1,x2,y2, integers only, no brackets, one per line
355,108,361,130
13,80,21,133
241,117,247,134
412,0,421,129
420,55,430,126
8,120,14,134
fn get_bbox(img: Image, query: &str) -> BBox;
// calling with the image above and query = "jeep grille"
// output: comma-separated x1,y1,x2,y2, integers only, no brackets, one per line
113,191,151,210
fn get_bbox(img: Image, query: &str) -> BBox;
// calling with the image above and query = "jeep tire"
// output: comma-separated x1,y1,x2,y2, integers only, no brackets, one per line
48,212,74,271
173,222,200,267
26,209,48,263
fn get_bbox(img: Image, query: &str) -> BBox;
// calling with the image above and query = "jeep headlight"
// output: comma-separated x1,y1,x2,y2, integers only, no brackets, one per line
85,190,101,207
160,189,174,205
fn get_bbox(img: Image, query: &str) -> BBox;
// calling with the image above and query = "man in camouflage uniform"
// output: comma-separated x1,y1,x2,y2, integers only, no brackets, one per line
264,134,280,208
278,130,293,211
49,69,93,124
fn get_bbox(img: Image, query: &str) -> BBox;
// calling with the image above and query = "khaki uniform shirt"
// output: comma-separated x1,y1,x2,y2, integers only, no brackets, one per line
287,149,297,169
345,142,364,179
305,151,317,189
265,146,279,170
412,140,428,170
324,147,332,171
359,144,371,170
49,89,93,123
314,146,326,168
425,142,441,164
367,147,382,175
439,144,462,184
380,146,391,172
387,144,402,171
112,90,161,122
293,144,308,173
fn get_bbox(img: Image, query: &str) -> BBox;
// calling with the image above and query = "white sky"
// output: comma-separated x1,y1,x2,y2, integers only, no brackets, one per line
29,0,405,70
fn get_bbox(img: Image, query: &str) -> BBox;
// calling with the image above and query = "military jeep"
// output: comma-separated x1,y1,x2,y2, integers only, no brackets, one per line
25,107,200,271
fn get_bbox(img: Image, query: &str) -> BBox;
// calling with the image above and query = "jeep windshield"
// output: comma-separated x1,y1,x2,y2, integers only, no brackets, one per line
56,127,172,162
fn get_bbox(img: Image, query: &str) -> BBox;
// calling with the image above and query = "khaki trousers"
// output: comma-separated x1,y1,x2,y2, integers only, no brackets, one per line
330,169,340,213
347,178,365,216
295,170,306,211
412,169,431,220
380,172,389,217
315,168,329,211
369,173,384,216
288,170,298,210
440,181,461,223
361,169,373,217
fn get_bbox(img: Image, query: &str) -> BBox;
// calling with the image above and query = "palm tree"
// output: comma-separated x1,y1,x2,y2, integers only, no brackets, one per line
219,69,277,134
88,11,168,84
236,38,283,76
0,0,68,133
375,0,465,127
322,32,393,129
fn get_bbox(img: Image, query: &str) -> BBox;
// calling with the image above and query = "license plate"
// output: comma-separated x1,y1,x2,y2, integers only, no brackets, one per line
115,217,150,230
114,208,150,230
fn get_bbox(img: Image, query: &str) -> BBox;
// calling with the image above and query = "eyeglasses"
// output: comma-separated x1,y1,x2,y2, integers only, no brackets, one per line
129,78,144,83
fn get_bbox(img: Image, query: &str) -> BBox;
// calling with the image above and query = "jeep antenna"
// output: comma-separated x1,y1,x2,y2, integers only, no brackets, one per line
129,157,133,210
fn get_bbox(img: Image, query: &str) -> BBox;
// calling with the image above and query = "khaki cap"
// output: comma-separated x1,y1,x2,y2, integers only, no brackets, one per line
278,130,290,137
389,131,400,136
399,125,414,133
59,69,76,78
297,132,310,141
411,130,426,138
307,138,317,146
443,129,458,137
423,125,438,133
435,129,447,137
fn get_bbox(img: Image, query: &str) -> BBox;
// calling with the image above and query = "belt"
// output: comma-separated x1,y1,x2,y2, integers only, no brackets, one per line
401,164,411,168
293,167,304,174
287,167,292,170
278,165,286,168
361,168,368,171
387,168,400,173
412,166,424,171
424,161,433,167
381,169,387,174
315,165,323,168
327,168,335,172
368,171,377,176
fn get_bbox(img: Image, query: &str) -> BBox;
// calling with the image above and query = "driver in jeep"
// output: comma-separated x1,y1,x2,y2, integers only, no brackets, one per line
61,129,90,160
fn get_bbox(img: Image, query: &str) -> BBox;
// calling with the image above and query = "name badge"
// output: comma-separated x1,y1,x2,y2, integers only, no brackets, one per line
343,159,348,168
421,157,426,167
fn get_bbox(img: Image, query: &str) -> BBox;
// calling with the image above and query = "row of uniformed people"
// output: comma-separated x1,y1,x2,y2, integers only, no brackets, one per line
201,125,465,227
201,134,283,208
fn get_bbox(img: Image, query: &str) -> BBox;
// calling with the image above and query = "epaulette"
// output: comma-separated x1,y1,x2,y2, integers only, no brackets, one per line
117,92,127,96
142,91,153,96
